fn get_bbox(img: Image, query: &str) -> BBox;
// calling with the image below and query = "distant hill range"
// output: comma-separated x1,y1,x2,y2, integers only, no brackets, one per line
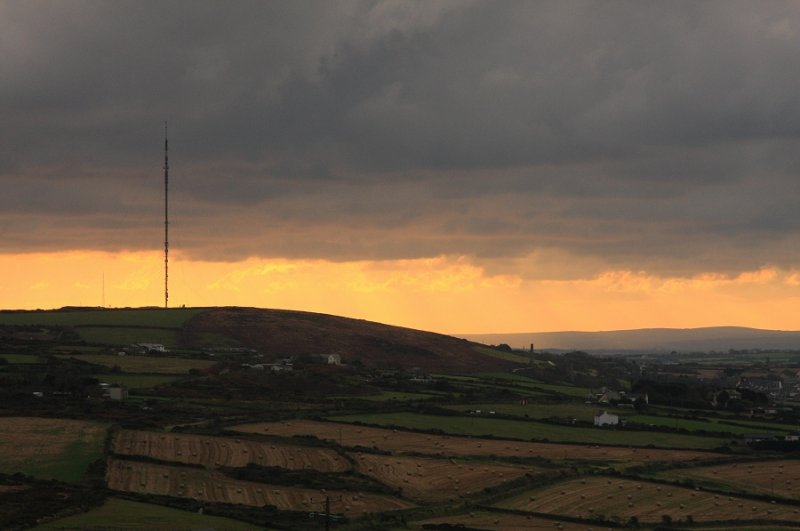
459,327,800,353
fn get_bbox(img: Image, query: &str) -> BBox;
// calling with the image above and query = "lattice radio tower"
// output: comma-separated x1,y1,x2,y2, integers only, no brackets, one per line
163,121,169,308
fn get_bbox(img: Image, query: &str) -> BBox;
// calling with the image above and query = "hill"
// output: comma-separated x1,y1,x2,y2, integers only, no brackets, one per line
183,307,509,371
460,326,800,353
0,306,513,372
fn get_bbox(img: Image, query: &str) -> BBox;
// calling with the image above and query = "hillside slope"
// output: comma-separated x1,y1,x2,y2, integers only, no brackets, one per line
183,307,511,372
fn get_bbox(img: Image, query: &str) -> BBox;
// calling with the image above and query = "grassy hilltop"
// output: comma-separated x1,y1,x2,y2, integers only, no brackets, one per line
1,306,513,372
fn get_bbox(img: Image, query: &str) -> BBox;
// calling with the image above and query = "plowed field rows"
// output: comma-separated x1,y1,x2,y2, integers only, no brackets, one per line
112,430,349,472
352,453,529,501
233,420,718,462
106,458,413,515
495,477,800,523
662,460,800,500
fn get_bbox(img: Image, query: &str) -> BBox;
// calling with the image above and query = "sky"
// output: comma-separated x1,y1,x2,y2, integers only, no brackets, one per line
2,0,800,334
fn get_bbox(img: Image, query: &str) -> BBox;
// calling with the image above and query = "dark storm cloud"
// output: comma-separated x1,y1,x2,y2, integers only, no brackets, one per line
3,0,800,276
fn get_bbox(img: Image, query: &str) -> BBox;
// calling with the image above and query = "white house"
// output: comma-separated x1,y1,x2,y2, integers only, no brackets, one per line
594,411,620,427
136,343,168,353
107,385,128,401
319,354,342,365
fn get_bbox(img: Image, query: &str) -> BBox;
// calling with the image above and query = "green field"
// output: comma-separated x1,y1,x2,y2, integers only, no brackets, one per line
0,308,204,328
476,371,542,382
0,354,40,363
75,327,182,347
93,373,181,389
330,412,732,450
443,402,626,422
0,418,107,482
626,414,793,435
333,390,439,402
56,354,215,374
436,372,589,398
524,381,591,397
473,346,532,364
32,497,255,530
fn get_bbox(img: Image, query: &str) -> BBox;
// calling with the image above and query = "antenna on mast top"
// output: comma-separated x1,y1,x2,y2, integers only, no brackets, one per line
164,121,169,309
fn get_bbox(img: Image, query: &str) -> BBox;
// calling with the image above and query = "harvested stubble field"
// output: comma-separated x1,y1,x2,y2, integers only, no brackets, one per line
415,511,601,531
106,457,414,516
232,420,719,462
659,460,800,500
495,477,800,523
112,429,349,472
352,453,529,502
0,417,107,481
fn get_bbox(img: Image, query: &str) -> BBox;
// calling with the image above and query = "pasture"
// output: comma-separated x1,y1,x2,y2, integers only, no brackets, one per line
75,327,181,347
352,453,529,501
0,417,107,481
656,460,800,500
328,412,731,449
93,373,180,389
444,403,794,437
495,477,800,523
473,346,532,364
106,457,414,515
449,372,592,397
331,391,440,402
232,420,719,462
55,354,215,374
112,429,349,472
626,414,792,435
31,497,254,531
0,308,204,328
443,402,624,422
0,354,39,363
413,511,601,531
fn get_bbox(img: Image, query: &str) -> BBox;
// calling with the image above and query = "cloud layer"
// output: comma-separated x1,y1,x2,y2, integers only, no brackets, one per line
3,1,800,278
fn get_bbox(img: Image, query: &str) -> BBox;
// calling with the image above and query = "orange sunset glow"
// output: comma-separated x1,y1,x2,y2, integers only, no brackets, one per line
3,2,800,336
2,251,799,334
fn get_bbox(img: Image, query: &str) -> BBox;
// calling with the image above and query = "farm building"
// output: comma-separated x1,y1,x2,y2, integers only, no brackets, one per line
134,343,168,354
107,385,128,401
743,433,775,444
318,354,342,365
593,411,620,427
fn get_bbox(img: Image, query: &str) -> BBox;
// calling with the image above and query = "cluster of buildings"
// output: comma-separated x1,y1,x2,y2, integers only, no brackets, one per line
586,387,648,407
703,368,800,403
242,353,343,372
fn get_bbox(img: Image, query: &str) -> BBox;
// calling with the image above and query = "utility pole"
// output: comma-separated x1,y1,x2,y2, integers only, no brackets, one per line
325,496,331,531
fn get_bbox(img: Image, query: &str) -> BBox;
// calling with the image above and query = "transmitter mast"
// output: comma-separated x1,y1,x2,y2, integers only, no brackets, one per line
164,122,169,308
